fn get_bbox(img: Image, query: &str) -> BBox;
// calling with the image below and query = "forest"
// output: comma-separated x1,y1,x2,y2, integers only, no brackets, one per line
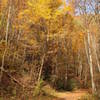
0,0,100,100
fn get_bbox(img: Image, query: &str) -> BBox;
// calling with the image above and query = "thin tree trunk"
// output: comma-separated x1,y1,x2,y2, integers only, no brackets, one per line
84,67,88,86
84,36,89,64
90,33,100,72
0,49,7,81
38,54,45,83
5,0,12,45
0,0,12,81
84,36,89,86
87,32,96,93
78,51,83,79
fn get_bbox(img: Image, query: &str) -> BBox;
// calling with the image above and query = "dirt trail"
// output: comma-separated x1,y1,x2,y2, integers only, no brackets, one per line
43,85,88,100
55,90,88,100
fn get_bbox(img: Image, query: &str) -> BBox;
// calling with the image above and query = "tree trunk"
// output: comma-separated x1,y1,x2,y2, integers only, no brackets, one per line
78,51,83,79
90,33,100,72
5,0,12,45
87,32,96,93
0,0,12,81
38,54,45,83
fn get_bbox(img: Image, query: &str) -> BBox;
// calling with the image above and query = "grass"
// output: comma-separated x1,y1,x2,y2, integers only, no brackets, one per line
33,85,64,100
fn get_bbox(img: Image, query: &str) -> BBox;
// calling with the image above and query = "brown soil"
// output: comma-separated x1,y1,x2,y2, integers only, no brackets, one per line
55,89,88,100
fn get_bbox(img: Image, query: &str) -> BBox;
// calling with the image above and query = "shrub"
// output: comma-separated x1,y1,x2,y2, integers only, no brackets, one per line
66,78,80,91
33,79,44,96
50,75,66,90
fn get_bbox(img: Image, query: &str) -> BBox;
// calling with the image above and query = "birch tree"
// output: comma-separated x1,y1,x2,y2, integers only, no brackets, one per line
0,0,12,81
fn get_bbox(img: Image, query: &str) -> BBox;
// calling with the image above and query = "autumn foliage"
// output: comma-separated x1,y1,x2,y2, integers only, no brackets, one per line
0,0,100,99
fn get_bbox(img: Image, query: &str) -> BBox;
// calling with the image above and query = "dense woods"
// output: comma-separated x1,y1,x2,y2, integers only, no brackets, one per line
0,0,100,100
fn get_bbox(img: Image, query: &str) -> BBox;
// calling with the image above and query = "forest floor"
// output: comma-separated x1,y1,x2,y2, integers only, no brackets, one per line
0,83,88,100
54,89,88,100
40,85,88,100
